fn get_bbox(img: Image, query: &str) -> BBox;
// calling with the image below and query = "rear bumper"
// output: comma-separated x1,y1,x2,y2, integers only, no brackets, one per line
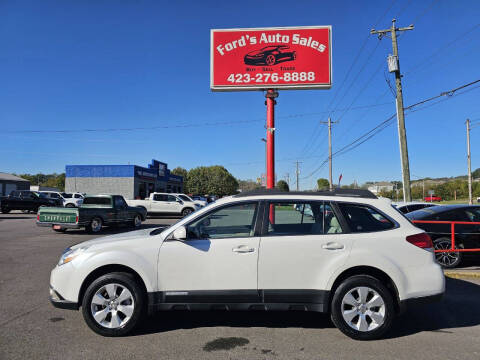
36,222,82,229
50,286,78,310
399,292,444,314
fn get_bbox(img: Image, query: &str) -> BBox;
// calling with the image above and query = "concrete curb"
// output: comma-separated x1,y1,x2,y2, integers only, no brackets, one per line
444,271,480,279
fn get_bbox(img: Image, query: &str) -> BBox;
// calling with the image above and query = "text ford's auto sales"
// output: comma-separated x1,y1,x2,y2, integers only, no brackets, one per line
211,26,332,91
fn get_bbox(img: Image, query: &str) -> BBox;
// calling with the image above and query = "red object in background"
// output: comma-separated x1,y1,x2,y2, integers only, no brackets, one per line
211,26,332,91
424,196,442,202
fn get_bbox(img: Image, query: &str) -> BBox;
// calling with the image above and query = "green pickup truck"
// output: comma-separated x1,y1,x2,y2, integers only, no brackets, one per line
36,195,147,233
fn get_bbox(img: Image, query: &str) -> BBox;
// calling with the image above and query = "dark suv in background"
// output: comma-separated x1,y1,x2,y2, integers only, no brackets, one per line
0,190,62,213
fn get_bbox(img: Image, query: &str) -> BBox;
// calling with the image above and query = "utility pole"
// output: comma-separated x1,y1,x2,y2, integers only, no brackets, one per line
320,117,338,191
371,19,414,202
295,161,302,191
467,119,473,205
285,173,290,187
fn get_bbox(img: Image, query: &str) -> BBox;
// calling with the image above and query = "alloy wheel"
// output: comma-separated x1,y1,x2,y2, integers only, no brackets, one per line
341,286,386,332
434,239,460,267
265,55,276,66
134,215,141,227
90,283,135,329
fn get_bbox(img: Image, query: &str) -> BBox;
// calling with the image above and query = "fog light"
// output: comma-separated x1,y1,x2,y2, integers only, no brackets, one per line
50,287,61,301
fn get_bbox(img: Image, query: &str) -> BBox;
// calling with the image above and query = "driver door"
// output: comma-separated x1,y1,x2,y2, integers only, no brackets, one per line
157,201,261,303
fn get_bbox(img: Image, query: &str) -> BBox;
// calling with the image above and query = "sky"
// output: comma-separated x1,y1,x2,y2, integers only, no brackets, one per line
1,0,479,190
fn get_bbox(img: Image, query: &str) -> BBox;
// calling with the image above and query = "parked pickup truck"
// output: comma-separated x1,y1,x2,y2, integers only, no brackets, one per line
36,194,147,233
1,190,62,213
126,192,202,217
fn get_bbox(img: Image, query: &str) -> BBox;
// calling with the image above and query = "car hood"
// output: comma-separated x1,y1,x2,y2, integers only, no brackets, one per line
71,228,154,249
246,49,264,56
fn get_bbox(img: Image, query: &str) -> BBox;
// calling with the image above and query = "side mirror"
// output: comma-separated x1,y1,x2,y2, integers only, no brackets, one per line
177,199,183,204
172,226,187,240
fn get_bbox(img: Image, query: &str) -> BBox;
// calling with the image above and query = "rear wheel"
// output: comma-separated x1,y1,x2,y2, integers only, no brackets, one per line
331,275,395,340
1,207,10,214
265,54,276,65
88,217,103,233
65,203,75,208
433,237,462,268
81,272,145,336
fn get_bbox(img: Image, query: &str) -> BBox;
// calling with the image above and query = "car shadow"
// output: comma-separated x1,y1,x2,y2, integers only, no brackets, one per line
131,277,480,339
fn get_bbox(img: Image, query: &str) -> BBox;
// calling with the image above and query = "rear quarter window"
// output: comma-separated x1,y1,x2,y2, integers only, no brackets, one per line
82,197,112,205
338,203,395,233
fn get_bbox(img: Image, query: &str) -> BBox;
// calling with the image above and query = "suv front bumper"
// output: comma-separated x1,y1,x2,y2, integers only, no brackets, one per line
50,286,78,310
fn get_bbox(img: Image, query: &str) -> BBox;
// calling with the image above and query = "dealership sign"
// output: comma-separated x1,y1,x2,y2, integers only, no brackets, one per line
210,26,331,91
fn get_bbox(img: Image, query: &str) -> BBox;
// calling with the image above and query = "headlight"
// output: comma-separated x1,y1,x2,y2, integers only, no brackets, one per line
58,246,89,266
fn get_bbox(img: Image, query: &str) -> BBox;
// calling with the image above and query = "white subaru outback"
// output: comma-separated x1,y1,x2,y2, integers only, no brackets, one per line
49,189,445,340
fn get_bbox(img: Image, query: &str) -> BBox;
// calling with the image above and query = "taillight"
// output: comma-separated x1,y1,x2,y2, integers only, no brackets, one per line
406,233,433,249
75,215,79,223
37,214,40,221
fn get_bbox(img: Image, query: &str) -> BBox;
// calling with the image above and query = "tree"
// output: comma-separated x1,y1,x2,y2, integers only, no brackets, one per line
238,179,262,192
317,178,330,190
187,166,238,197
473,168,480,179
276,180,289,192
172,167,188,193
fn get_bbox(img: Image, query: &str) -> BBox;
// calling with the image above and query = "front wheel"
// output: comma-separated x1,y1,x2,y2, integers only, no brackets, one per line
88,217,103,233
433,237,462,268
181,208,193,217
330,275,395,340
65,203,75,208
132,214,142,228
81,272,145,336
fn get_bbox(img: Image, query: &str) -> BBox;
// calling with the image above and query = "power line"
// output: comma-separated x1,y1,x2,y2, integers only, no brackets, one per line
296,0,397,158
2,101,395,135
302,79,480,179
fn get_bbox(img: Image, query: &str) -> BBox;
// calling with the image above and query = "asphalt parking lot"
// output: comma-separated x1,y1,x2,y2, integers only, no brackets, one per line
1,213,480,360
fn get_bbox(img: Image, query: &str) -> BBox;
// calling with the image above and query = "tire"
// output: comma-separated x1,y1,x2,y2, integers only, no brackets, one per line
265,54,276,66
181,208,194,217
433,237,462,268
88,217,103,233
81,272,145,337
1,208,10,214
132,214,142,228
330,275,395,340
65,203,75,208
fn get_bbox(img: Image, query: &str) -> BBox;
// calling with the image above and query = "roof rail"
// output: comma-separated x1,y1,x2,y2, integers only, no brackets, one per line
233,188,377,199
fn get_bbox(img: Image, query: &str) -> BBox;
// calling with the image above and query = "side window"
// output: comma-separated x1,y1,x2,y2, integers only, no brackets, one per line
50,193,60,199
338,203,394,232
266,201,343,236
434,210,466,222
465,208,480,222
74,194,81,199
153,194,167,201
186,202,258,239
114,197,126,208
167,195,178,202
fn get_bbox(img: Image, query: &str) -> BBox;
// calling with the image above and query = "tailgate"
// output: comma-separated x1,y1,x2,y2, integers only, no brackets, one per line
38,207,78,224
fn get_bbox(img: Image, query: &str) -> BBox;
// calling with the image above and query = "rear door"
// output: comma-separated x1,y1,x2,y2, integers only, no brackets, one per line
258,200,350,305
151,194,168,213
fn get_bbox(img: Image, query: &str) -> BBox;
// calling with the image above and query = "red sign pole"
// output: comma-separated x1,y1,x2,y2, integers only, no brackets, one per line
265,89,278,189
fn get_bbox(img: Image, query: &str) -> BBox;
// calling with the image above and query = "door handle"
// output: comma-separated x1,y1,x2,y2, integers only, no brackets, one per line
232,245,255,253
322,242,344,250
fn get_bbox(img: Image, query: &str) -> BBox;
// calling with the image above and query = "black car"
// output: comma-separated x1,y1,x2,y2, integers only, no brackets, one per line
406,205,480,268
0,190,62,213
244,45,296,66
395,202,436,214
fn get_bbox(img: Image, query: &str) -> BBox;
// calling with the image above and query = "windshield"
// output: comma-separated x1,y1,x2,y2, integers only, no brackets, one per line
61,193,73,198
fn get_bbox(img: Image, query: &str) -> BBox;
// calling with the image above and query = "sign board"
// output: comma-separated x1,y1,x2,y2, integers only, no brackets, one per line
211,26,332,91
428,190,435,195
